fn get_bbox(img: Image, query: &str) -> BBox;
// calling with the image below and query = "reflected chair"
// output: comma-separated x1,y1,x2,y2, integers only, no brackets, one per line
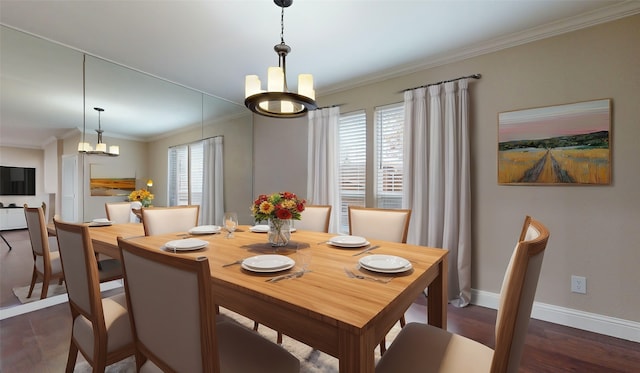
105,202,137,224
348,206,412,353
53,219,135,373
117,237,300,373
140,205,200,236
376,216,550,373
23,203,64,299
295,205,332,232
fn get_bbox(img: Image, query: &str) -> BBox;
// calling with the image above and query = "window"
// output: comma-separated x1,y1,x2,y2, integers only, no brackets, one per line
338,110,366,233
168,141,204,206
374,103,404,209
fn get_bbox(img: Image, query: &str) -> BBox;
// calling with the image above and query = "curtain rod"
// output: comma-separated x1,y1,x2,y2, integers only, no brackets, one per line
402,73,481,93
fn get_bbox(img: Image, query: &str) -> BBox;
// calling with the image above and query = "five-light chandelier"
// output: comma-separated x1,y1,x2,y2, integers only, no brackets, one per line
244,0,317,118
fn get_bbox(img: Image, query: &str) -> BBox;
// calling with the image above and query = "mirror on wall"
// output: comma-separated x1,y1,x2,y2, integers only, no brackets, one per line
0,25,253,313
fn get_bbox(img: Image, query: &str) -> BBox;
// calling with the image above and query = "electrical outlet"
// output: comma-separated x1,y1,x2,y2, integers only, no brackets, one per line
571,275,586,294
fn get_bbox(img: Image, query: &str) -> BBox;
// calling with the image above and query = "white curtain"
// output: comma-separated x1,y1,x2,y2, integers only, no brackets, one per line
402,79,471,307
201,136,224,226
307,106,341,233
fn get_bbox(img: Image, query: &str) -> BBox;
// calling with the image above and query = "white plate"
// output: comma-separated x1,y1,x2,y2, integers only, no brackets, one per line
89,218,112,226
249,224,270,233
241,254,295,272
250,225,296,233
188,225,221,234
359,254,412,273
164,238,209,251
328,235,369,248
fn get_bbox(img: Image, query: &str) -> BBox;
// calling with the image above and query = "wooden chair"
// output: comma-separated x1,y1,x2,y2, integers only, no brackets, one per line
294,205,332,232
117,237,300,373
141,205,200,236
376,216,550,373
348,206,412,353
23,203,64,299
348,206,411,244
105,202,136,224
53,219,135,373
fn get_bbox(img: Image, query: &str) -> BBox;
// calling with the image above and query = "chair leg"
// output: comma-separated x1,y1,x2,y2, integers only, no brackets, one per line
0,232,11,250
400,315,406,328
253,321,259,331
65,341,79,373
27,268,38,298
379,337,387,355
277,332,283,344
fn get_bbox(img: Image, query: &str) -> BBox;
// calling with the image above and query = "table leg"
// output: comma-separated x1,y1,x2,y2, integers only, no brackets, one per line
427,255,448,328
0,232,12,250
338,328,376,373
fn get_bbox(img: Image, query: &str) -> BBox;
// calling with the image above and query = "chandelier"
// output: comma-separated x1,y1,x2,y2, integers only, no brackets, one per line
78,107,119,156
244,0,317,118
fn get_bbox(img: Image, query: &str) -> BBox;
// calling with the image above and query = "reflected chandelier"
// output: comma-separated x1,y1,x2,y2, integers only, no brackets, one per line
244,0,317,118
78,107,119,156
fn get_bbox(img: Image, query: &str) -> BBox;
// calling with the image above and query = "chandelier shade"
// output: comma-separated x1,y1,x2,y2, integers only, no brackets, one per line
78,107,119,156
244,0,317,118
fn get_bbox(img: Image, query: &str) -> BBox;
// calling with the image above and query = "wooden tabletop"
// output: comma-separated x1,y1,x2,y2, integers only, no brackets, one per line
119,226,448,373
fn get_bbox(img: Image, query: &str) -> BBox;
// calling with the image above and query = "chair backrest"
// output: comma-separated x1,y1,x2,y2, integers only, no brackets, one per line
141,205,200,236
118,238,218,372
23,204,52,258
105,202,135,224
348,206,411,243
492,216,550,373
53,219,105,325
295,205,332,232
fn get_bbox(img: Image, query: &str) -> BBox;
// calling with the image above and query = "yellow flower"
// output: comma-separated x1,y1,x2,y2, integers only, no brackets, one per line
259,201,274,214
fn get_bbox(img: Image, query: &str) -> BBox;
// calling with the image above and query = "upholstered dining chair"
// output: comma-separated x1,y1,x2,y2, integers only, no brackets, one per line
294,205,332,232
348,206,412,353
53,218,135,373
348,206,412,243
23,203,64,299
105,202,137,224
117,237,300,373
140,205,200,236
376,216,550,373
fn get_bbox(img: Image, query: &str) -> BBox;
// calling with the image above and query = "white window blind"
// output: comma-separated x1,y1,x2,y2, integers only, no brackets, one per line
338,110,366,233
374,103,404,209
168,141,204,206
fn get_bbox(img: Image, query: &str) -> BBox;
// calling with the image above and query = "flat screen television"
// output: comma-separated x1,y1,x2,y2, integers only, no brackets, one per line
0,166,36,196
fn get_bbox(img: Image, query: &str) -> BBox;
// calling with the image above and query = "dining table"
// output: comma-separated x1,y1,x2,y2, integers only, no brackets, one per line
58,222,448,373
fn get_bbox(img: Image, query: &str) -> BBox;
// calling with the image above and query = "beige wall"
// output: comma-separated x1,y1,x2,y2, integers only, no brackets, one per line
308,14,639,322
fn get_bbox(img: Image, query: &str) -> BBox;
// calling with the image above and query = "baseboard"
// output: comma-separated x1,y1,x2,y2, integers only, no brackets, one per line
0,280,123,321
471,289,640,343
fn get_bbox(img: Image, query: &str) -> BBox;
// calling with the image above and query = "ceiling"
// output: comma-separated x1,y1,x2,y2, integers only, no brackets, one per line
1,0,638,149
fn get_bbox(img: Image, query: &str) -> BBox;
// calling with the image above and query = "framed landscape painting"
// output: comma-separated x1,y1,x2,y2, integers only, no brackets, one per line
498,99,611,185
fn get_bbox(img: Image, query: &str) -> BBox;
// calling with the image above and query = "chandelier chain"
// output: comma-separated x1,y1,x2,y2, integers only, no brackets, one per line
280,5,285,44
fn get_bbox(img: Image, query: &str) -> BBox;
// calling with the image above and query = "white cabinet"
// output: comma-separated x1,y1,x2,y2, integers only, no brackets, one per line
0,208,27,230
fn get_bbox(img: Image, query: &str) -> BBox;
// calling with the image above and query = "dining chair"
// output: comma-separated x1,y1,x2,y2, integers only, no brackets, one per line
348,206,412,244
105,202,137,224
376,216,550,373
23,203,64,299
140,205,200,236
53,218,135,373
117,237,300,373
294,204,332,232
348,206,412,353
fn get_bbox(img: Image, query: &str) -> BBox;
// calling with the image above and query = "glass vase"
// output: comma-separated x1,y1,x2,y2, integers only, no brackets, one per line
268,218,291,247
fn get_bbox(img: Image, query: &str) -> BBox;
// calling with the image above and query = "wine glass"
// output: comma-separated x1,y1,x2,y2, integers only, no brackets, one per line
224,212,238,238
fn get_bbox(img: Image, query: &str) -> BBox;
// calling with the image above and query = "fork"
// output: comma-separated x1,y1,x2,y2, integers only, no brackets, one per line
343,268,392,283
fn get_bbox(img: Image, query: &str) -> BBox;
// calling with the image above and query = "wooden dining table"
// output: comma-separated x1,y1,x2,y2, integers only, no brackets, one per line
59,222,448,373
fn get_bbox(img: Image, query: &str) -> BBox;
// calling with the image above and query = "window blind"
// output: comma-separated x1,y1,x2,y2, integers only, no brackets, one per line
338,110,366,233
374,103,404,209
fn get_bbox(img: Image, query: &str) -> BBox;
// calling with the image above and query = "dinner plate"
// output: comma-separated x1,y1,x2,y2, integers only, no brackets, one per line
241,254,295,272
89,218,112,227
164,238,209,251
359,254,412,273
188,225,222,234
249,225,297,233
328,235,369,248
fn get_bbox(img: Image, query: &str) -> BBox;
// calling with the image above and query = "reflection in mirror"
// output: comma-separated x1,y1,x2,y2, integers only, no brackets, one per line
0,26,253,315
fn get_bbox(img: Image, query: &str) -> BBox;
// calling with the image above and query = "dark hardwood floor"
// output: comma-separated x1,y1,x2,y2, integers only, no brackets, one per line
1,229,639,372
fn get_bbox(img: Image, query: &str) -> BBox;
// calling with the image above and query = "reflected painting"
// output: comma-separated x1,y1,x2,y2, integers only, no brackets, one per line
498,99,611,185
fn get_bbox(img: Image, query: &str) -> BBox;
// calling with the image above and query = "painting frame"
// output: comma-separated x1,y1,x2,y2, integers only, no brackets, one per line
498,99,611,185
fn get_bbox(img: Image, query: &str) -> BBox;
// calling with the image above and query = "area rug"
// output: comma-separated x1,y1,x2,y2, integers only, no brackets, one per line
12,283,67,304
75,307,401,372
